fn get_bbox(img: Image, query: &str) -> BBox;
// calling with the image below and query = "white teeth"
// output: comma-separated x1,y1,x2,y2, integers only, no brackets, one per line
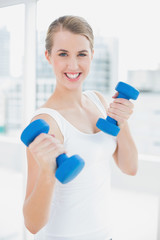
66,73,80,79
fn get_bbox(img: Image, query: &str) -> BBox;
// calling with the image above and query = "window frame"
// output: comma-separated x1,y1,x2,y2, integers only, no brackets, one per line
0,0,25,8
0,1,37,239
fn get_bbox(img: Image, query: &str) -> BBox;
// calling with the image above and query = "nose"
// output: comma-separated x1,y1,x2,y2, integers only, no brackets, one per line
67,56,78,70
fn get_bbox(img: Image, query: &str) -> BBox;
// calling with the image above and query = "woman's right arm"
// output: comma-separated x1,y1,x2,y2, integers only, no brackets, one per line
23,114,65,234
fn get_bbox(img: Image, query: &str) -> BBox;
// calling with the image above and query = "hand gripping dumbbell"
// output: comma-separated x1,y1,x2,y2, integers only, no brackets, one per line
20,119,85,184
96,81,139,136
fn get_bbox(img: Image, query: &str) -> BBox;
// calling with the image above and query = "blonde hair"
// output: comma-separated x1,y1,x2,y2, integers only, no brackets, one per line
45,15,94,55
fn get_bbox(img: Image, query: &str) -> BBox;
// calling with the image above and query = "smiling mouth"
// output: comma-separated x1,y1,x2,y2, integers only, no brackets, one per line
64,73,81,80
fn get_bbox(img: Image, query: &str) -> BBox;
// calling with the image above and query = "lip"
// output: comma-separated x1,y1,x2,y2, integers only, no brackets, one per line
64,72,82,82
65,72,80,74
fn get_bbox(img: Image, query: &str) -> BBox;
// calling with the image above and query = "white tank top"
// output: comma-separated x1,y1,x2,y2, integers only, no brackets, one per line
33,91,117,240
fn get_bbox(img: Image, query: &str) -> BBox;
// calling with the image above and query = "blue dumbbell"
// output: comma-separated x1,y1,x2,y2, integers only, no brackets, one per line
96,81,139,136
20,119,85,184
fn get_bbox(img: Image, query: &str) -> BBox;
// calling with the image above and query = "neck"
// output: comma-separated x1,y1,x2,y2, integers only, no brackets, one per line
51,84,84,109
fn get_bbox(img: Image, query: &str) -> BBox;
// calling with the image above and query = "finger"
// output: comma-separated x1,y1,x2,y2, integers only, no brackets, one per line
54,145,67,158
29,133,59,151
39,135,62,151
107,111,129,123
28,133,48,149
112,92,119,98
113,98,134,108
36,137,56,150
49,134,55,138
108,107,131,119
109,102,133,114
47,143,66,158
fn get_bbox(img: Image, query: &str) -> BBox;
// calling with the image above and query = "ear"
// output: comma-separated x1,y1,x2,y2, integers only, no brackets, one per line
45,50,51,64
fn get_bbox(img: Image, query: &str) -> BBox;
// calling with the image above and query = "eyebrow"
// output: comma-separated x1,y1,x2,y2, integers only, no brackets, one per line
57,49,88,53
78,50,89,53
57,49,68,52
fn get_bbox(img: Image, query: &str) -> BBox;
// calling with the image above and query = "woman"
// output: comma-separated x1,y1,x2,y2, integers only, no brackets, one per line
23,15,138,240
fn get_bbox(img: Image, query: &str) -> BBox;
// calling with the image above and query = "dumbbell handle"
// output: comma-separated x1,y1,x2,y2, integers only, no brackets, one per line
107,92,130,126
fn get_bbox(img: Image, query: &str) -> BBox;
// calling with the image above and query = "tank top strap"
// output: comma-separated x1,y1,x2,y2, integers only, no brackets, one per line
83,90,107,117
31,107,67,142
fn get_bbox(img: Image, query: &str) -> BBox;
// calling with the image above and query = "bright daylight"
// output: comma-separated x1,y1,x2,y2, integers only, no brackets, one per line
0,0,160,240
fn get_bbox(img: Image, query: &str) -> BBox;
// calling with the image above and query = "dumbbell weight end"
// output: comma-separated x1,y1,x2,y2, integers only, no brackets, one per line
96,117,120,136
56,154,85,184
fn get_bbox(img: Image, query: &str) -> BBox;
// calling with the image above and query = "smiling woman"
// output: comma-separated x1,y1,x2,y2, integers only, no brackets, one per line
0,0,159,239
22,15,138,240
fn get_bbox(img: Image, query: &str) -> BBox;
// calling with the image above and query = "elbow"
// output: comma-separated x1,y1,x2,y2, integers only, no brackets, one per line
122,167,138,176
23,214,42,234
25,223,39,235
123,161,138,176
23,206,47,234
130,154,139,176
120,155,139,176
125,152,139,176
24,219,46,234
23,206,37,234
128,167,138,176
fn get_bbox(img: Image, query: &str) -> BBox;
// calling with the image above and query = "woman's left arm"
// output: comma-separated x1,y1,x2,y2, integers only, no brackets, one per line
94,91,138,176
108,93,138,176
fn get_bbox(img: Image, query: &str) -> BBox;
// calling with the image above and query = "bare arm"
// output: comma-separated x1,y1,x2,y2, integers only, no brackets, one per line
94,91,138,175
112,122,138,175
23,159,56,234
23,114,65,234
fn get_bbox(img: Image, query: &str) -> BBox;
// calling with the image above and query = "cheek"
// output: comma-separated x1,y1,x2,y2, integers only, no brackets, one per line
82,59,92,71
52,59,64,72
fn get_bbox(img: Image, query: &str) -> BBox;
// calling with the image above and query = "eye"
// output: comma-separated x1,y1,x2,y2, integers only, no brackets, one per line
59,52,67,57
78,53,87,57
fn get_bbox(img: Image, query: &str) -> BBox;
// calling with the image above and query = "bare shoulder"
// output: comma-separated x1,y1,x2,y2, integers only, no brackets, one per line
93,90,108,112
31,112,64,144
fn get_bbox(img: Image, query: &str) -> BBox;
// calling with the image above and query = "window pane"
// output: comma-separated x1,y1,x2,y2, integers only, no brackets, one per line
0,4,24,135
0,4,24,240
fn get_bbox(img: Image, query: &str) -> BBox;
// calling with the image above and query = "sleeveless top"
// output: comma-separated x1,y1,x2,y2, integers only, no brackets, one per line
33,90,117,240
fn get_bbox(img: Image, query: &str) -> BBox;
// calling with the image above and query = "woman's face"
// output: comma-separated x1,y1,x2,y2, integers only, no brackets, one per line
45,30,94,90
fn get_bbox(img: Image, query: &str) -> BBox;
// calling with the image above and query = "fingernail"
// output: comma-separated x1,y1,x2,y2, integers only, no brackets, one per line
51,134,55,137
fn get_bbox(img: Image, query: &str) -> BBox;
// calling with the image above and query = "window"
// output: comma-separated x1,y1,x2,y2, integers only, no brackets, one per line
0,4,24,135
0,4,25,240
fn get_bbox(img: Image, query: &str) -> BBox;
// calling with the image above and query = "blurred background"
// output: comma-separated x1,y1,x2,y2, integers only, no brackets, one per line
0,0,160,239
